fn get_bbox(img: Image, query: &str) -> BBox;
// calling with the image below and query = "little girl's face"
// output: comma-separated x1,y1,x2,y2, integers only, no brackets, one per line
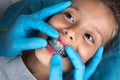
47,0,116,61
35,0,116,72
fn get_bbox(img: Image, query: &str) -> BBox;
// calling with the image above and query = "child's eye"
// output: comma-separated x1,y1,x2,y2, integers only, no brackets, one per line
84,33,94,43
64,12,74,23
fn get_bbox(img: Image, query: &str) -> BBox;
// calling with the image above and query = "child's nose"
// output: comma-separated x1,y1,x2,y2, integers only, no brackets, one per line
63,29,75,41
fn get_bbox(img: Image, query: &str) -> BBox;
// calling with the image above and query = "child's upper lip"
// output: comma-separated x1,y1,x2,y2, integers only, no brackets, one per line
58,36,68,47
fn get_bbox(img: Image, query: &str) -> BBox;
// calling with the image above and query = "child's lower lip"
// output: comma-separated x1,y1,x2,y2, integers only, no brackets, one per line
45,45,56,56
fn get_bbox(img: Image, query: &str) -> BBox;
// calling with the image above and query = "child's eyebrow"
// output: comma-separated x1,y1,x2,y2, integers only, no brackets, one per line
91,25,104,44
70,6,81,17
71,6,80,12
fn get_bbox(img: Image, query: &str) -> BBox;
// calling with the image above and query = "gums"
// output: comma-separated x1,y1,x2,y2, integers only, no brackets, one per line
47,37,67,57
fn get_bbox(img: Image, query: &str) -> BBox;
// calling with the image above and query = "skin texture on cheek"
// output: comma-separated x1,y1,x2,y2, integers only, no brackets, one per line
76,33,95,62
77,45,98,63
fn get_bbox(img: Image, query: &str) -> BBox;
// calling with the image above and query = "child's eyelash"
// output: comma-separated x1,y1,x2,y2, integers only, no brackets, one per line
65,12,74,22
84,33,94,43
64,12,75,23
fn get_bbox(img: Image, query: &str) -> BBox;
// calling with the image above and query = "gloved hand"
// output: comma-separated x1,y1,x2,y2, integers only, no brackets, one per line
0,1,72,57
49,46,104,80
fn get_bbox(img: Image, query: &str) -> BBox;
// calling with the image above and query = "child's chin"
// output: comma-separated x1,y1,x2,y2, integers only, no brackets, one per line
35,48,52,67
34,48,73,73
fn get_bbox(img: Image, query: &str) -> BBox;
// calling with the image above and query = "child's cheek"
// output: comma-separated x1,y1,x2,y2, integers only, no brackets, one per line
78,46,97,63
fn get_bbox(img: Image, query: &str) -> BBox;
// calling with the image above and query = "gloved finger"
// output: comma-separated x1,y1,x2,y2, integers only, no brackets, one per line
49,54,63,80
65,46,85,80
18,16,59,38
84,46,104,80
30,1,72,19
14,37,47,51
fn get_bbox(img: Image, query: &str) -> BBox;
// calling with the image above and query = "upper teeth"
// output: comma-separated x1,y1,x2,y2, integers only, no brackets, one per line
48,38,67,57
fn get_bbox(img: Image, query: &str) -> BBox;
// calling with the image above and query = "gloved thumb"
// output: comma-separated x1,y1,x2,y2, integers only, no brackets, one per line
49,54,63,80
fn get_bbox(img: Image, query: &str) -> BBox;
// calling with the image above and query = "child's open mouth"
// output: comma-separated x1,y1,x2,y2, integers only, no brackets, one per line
46,37,67,57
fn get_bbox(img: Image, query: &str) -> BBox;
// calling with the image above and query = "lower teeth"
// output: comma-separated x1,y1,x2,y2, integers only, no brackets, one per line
47,37,67,57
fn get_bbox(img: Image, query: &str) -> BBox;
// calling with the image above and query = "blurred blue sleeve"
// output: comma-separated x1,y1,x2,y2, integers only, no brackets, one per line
0,0,70,30
90,33,120,80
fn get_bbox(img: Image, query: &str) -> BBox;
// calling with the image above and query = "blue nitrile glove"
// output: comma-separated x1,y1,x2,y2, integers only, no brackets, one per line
49,46,104,80
0,1,72,57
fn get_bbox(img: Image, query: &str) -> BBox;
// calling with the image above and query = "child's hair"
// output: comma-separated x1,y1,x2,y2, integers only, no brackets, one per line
100,0,120,50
